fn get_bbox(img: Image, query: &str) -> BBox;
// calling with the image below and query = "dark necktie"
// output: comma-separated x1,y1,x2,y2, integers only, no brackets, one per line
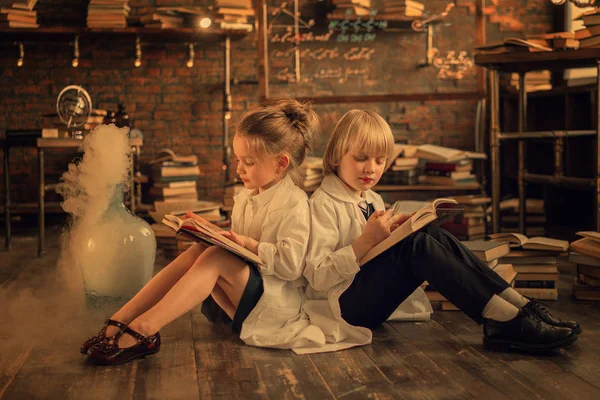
358,202,375,220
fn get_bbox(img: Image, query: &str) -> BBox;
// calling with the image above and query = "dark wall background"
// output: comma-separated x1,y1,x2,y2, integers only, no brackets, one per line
0,0,554,204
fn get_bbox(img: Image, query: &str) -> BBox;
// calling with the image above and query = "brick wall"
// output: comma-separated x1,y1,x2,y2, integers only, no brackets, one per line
0,0,554,205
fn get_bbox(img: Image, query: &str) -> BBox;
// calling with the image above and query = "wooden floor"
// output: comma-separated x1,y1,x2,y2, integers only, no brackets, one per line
1,226,600,399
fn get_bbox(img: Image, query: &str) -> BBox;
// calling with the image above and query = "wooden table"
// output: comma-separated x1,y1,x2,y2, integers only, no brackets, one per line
475,49,600,233
2,133,143,256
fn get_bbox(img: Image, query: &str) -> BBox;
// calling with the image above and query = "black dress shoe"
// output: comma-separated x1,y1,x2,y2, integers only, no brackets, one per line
523,300,582,335
88,327,161,365
80,319,127,355
483,308,577,352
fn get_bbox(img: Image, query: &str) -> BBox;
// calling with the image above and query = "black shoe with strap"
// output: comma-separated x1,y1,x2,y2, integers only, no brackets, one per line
88,326,161,366
80,319,127,355
483,306,577,352
523,299,582,335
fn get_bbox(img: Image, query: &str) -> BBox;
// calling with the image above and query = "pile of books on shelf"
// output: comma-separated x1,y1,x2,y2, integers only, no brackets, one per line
380,144,420,185
426,240,515,310
416,144,484,186
328,0,371,19
147,149,200,202
570,231,600,300
139,11,183,28
573,8,600,48
475,37,552,54
492,198,546,236
299,156,324,190
214,0,254,31
440,195,490,241
509,70,552,93
491,232,569,300
0,0,38,28
380,0,424,19
87,0,129,29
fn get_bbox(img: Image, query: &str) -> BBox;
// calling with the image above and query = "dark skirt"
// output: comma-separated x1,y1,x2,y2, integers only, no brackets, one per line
201,264,264,334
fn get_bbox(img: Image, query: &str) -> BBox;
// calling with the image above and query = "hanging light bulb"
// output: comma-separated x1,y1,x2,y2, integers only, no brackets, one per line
72,35,80,68
186,43,195,68
16,42,24,67
134,36,142,68
199,17,212,28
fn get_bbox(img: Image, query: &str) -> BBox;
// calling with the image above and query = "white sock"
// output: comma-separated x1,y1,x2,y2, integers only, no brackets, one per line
482,294,520,322
499,287,529,308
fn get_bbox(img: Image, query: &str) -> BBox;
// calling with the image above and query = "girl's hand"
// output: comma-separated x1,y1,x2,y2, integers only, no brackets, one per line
184,211,209,224
220,230,248,247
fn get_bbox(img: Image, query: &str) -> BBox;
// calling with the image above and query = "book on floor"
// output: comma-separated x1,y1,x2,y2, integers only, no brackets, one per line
359,198,460,265
162,214,264,267
462,240,511,262
570,236,600,260
488,232,568,252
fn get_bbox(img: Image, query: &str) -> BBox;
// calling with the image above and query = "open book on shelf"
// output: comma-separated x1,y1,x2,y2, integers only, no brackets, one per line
162,214,264,267
488,232,569,252
360,198,461,266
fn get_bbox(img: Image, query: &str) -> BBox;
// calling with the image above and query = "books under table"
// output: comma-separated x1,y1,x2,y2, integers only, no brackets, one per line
162,214,264,268
359,198,461,266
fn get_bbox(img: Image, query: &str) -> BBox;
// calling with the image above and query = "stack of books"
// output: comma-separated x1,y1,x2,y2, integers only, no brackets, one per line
573,9,600,48
427,240,515,310
0,0,38,28
415,145,484,186
87,0,129,29
380,0,424,19
492,233,569,300
440,195,490,241
151,223,195,260
214,0,254,31
493,198,546,236
380,144,420,185
148,149,200,202
139,11,184,28
570,231,600,300
299,156,324,190
328,0,371,19
509,70,552,93
149,199,222,224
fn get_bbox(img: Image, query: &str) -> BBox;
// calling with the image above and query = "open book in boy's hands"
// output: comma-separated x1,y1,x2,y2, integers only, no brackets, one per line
359,198,462,266
162,214,265,267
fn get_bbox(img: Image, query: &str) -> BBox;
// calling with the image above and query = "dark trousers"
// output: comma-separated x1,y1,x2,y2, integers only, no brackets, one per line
339,225,510,328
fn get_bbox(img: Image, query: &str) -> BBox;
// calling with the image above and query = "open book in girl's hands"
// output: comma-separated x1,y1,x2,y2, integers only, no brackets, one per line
359,198,462,266
162,215,265,267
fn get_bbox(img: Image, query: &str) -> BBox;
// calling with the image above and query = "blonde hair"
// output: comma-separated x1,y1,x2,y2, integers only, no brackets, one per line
323,109,395,175
236,99,320,184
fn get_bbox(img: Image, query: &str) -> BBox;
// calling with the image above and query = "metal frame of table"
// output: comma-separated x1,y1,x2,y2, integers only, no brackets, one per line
2,133,142,256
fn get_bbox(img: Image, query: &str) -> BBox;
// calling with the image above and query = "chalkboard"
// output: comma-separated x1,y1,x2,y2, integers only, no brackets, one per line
261,0,479,101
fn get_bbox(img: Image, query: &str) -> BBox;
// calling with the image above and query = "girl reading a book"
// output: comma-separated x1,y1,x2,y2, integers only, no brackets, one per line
82,100,327,365
300,109,580,354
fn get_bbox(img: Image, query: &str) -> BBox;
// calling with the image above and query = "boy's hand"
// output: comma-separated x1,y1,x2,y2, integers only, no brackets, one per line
389,212,414,232
362,209,394,247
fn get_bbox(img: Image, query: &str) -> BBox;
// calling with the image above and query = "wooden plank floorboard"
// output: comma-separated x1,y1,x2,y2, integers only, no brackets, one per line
191,311,264,399
309,346,403,399
132,314,200,400
432,311,600,400
363,323,474,399
0,343,33,399
390,320,539,400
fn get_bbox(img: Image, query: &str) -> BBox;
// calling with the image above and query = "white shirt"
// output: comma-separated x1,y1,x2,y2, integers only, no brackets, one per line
233,175,327,349
295,174,432,354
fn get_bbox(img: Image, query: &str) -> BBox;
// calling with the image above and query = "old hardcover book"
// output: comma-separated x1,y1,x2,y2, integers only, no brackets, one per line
162,215,264,267
488,233,568,252
570,237,600,260
359,198,460,266
462,240,511,262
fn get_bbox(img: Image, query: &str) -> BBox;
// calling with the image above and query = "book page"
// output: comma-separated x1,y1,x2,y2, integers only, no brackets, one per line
489,232,528,245
577,231,600,244
526,237,569,251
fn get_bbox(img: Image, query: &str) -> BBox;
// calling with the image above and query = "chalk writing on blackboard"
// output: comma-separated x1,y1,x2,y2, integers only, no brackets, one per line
276,66,369,83
271,46,375,62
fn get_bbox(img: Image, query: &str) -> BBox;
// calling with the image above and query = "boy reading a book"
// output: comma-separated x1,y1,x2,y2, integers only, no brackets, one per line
82,100,327,365
300,110,580,354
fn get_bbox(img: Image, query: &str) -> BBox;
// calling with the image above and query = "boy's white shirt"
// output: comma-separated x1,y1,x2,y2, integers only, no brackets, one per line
294,174,432,355
234,174,327,349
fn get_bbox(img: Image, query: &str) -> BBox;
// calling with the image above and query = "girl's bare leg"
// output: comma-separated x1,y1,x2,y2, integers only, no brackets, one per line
118,246,250,347
210,283,237,319
105,243,209,336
